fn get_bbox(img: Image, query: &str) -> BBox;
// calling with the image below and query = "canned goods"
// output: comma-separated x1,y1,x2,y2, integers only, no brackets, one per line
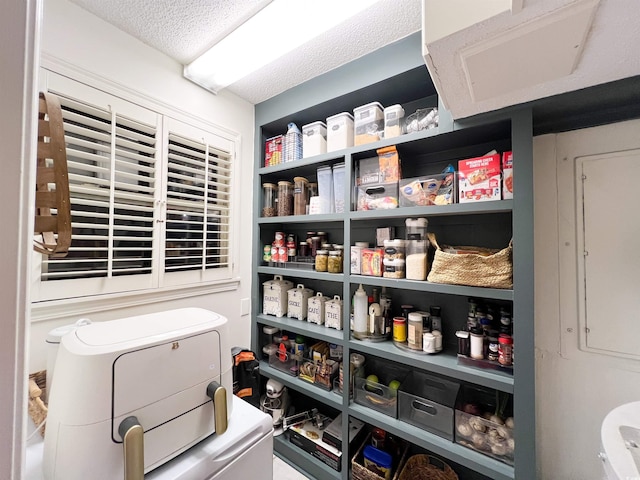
393,316,407,342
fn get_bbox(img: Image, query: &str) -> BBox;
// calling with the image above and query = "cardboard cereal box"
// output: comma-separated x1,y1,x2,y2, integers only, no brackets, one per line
502,151,513,199
264,135,283,167
458,153,501,203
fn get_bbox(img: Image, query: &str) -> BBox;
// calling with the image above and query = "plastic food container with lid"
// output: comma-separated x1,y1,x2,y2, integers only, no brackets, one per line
302,121,327,158
384,104,405,139
326,112,354,152
353,102,384,145
316,165,334,214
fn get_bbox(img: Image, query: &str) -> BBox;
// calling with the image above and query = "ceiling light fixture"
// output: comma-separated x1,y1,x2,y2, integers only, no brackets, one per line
184,0,382,94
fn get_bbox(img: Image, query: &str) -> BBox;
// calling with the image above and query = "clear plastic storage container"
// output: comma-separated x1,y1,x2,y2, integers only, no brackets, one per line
316,165,334,214
384,104,404,139
354,102,384,145
326,112,354,152
302,121,327,158
332,163,345,213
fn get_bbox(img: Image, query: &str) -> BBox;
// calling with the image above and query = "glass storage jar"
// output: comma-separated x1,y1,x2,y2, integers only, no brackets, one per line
328,250,342,273
277,180,293,216
262,183,276,217
293,176,308,215
315,250,328,272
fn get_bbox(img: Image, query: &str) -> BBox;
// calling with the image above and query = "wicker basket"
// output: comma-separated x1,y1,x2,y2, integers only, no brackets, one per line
28,370,48,436
398,454,459,480
351,433,409,480
426,233,512,289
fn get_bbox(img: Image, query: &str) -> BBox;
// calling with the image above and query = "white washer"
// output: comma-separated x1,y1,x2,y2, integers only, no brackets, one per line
25,396,273,480
600,401,640,479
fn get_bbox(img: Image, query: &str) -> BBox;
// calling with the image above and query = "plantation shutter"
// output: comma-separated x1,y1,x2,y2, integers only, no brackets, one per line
165,132,231,274
38,92,158,297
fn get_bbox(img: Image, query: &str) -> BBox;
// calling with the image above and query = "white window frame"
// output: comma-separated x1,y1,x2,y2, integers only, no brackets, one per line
31,66,241,313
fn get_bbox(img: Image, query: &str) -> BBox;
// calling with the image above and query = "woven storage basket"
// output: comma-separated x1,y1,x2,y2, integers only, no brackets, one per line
351,433,409,480
398,454,458,480
28,370,48,437
426,233,512,289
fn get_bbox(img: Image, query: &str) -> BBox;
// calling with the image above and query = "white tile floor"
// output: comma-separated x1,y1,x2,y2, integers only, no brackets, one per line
273,455,310,480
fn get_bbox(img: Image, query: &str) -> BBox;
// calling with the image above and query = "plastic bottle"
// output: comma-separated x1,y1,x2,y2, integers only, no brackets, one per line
353,284,368,335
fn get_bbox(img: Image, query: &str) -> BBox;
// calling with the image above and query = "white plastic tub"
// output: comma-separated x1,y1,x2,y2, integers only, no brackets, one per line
326,112,354,152
302,121,327,158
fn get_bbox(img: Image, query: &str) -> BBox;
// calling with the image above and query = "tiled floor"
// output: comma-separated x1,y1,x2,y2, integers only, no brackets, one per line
273,454,310,479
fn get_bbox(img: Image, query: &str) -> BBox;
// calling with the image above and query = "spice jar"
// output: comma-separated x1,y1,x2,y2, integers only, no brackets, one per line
328,250,342,273
498,334,513,366
293,176,308,215
298,241,309,257
315,250,328,272
456,330,470,356
407,312,424,350
277,180,293,216
393,316,407,342
488,332,500,361
262,183,276,217
469,327,484,360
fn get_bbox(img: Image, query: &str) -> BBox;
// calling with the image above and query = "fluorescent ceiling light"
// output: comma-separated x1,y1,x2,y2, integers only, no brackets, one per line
184,0,382,94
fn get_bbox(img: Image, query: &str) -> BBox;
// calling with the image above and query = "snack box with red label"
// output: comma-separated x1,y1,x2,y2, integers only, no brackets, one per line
264,135,283,167
458,153,501,203
502,151,513,199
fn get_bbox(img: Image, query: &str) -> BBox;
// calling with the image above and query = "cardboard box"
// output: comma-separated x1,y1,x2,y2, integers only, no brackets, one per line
322,414,366,451
264,135,283,167
458,153,501,203
288,419,342,471
502,151,513,199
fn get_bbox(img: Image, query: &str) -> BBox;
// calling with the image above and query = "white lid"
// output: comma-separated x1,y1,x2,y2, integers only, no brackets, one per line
405,217,429,227
354,101,384,113
326,112,353,122
355,242,370,248
383,239,406,248
384,104,405,116
302,121,326,129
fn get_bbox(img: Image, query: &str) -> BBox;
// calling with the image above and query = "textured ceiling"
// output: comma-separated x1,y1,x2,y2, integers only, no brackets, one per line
69,0,422,104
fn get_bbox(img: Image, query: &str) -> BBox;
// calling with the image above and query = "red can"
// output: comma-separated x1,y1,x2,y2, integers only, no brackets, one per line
498,334,513,366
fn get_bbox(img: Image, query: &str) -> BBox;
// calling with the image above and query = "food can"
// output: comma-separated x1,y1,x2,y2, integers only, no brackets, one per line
393,316,407,342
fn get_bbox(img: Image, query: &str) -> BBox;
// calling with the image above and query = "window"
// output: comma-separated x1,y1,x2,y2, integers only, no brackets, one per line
32,74,235,302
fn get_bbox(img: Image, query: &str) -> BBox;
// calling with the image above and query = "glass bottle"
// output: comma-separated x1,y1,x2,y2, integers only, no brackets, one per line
277,180,293,216
262,183,276,217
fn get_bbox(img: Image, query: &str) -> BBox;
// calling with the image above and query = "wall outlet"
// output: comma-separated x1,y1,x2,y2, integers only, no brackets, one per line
240,298,250,316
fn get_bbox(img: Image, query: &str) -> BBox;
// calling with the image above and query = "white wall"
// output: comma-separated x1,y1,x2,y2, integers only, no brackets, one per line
534,119,640,479
1,1,40,477
29,0,255,372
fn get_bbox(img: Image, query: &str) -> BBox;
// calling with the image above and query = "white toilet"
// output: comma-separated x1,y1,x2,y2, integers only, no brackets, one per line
600,401,640,479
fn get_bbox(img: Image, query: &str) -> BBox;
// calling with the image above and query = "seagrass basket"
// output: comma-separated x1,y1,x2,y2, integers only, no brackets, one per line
397,454,458,480
426,233,513,289
28,370,48,437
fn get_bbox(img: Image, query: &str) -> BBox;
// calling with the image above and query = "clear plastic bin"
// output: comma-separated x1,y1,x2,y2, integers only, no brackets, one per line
332,163,345,213
316,165,333,214
354,102,384,145
354,361,408,418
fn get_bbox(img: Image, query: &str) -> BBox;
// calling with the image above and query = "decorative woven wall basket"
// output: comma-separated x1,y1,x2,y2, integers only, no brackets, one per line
426,233,513,289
